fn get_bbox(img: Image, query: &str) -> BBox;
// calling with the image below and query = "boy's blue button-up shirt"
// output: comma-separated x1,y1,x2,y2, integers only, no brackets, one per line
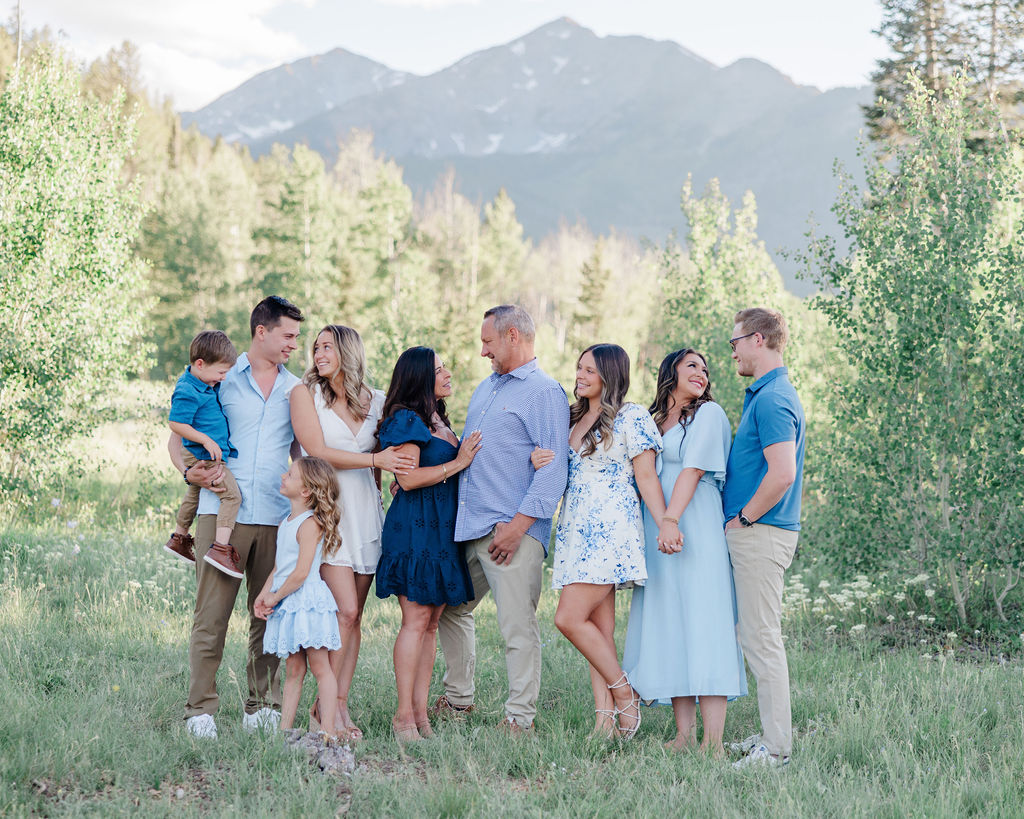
723,367,806,531
168,367,238,462
196,353,300,526
454,358,569,552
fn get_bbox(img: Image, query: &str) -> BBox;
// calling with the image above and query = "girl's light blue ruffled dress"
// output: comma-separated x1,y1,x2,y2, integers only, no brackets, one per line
263,510,341,658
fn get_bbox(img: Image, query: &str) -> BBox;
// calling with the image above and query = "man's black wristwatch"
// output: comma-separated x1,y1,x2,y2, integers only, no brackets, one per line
183,465,193,486
738,510,754,527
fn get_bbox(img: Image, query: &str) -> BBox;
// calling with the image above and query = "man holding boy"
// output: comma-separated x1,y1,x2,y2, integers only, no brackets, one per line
722,307,806,767
168,296,304,739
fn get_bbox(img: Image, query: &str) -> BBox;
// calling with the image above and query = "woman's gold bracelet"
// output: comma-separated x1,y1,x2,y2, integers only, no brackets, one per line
371,452,375,468
441,463,448,482
662,515,679,524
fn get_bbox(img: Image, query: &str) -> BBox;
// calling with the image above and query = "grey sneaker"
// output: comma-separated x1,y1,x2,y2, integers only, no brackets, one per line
186,713,217,739
728,733,762,754
732,743,790,769
242,707,281,733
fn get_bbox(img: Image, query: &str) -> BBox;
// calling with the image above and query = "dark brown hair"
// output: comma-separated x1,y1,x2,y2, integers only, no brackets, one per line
569,344,630,457
649,349,714,442
189,330,237,365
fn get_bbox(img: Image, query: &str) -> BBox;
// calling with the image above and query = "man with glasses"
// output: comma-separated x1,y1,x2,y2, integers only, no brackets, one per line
722,307,806,768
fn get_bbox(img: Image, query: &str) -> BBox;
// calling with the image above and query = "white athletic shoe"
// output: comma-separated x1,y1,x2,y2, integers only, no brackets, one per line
242,707,281,734
186,714,218,740
732,743,790,769
728,732,762,754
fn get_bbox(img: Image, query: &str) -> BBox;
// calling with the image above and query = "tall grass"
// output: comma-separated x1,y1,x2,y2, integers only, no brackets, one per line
1,520,1022,817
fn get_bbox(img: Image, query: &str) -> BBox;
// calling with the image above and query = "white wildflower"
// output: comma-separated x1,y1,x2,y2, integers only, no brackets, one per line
850,623,867,634
127,580,142,591
924,589,935,599
894,592,906,602
886,614,896,622
66,520,78,529
50,498,61,508
818,580,831,590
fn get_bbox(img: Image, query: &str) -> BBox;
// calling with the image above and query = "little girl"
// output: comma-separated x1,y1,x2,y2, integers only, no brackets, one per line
255,456,343,738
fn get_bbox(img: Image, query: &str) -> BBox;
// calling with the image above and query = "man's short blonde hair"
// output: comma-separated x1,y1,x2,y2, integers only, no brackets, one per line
734,307,789,352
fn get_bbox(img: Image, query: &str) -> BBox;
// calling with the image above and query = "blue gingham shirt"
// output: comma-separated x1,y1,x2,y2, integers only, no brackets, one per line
196,353,300,526
455,358,569,551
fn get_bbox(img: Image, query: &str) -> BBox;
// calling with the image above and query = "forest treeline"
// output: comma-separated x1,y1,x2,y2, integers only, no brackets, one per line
0,9,1021,629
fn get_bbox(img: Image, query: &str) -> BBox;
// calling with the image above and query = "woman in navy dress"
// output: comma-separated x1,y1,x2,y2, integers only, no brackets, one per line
375,347,482,742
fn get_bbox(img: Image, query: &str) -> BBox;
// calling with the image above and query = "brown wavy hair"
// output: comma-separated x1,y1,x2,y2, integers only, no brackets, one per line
569,344,630,457
377,346,451,436
303,325,371,421
649,349,714,442
294,456,343,558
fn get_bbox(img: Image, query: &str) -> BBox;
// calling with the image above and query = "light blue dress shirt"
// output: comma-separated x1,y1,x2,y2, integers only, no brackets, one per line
196,352,300,526
454,358,569,551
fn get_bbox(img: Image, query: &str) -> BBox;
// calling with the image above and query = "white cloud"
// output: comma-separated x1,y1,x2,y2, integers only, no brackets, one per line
24,0,313,109
372,0,480,6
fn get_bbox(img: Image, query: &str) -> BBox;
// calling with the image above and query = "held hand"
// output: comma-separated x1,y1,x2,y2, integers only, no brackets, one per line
188,460,226,493
376,446,417,475
204,440,223,462
455,431,483,468
657,520,683,554
389,480,400,498
488,521,522,564
253,592,274,620
530,446,555,470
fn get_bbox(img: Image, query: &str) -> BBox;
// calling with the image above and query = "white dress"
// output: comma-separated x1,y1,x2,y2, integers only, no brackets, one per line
551,403,663,589
305,384,386,573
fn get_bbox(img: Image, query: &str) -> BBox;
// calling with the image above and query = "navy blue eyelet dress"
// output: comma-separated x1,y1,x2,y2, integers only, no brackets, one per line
374,409,474,606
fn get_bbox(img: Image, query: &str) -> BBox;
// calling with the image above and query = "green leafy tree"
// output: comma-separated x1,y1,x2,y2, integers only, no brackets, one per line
655,177,797,424
807,73,1024,624
0,50,149,489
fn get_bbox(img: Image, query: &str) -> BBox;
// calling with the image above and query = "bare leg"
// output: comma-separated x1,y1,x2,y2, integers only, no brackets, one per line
553,583,638,734
588,592,617,737
307,647,339,740
697,696,728,756
414,606,444,737
393,596,436,739
667,696,697,751
320,565,371,736
281,652,307,731
215,525,233,545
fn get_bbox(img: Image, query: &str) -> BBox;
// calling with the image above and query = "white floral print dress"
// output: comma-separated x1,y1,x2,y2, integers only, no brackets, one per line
551,403,662,589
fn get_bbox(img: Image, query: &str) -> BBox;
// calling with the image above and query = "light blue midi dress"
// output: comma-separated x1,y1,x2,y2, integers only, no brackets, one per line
622,402,747,702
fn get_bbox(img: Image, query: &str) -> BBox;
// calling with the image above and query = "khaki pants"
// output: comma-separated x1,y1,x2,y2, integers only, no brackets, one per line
175,451,242,535
726,523,799,756
437,528,545,728
184,516,281,719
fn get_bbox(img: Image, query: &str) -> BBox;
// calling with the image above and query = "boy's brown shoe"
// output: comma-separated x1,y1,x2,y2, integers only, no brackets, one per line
203,542,243,579
164,532,196,564
429,695,474,719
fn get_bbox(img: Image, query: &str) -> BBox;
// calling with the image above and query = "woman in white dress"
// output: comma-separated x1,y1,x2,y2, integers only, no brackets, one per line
538,344,673,739
290,324,416,739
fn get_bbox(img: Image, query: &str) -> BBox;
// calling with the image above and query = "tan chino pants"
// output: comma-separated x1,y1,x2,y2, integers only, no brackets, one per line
726,523,799,756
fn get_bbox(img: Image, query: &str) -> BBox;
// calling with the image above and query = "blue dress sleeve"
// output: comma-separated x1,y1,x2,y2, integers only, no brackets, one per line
681,402,731,489
378,409,433,449
622,403,663,460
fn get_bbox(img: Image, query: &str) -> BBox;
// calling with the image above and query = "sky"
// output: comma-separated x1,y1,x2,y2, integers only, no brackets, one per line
18,0,890,111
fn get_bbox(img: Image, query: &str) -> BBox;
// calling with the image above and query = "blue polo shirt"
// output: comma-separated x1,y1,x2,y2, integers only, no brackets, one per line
169,367,237,462
723,367,805,531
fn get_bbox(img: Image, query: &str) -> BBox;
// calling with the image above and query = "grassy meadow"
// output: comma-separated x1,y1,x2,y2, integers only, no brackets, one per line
1,405,1023,817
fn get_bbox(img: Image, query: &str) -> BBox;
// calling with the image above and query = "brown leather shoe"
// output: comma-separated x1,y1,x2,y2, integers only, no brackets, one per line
164,532,196,564
496,715,534,737
203,542,243,579
429,695,474,719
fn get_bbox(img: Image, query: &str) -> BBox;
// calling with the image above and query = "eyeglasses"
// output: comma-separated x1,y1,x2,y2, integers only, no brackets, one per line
728,332,758,351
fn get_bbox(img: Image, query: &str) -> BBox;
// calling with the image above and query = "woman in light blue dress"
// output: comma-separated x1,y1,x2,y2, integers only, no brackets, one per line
622,348,746,755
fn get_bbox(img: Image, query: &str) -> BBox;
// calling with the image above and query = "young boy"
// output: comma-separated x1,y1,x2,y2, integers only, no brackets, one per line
164,330,244,579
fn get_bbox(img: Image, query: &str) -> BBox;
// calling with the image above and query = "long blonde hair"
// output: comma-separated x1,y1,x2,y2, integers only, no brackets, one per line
294,456,343,558
303,325,371,421
569,344,630,457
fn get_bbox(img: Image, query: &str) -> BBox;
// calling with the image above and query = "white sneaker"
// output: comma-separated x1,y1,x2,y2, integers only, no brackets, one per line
242,707,281,734
728,733,762,754
732,743,789,769
186,714,217,739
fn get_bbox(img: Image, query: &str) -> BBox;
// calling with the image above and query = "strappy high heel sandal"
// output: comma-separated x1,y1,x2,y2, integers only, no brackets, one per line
608,672,641,740
591,706,618,739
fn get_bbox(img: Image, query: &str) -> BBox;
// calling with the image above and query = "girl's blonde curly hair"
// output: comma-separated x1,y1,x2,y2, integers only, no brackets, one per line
294,456,343,558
